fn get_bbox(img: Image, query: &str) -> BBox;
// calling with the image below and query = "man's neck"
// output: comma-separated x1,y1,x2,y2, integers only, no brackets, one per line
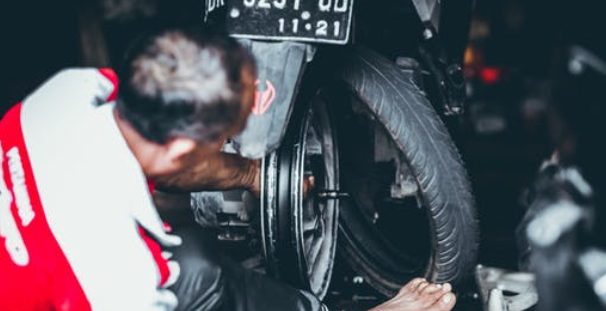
113,107,161,179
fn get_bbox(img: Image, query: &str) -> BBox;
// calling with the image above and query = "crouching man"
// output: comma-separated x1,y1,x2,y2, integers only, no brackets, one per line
0,27,456,311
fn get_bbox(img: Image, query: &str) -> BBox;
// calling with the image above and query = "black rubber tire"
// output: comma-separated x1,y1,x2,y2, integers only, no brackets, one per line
333,46,479,296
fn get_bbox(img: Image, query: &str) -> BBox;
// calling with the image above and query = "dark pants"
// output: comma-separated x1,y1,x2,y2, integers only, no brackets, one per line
168,226,324,311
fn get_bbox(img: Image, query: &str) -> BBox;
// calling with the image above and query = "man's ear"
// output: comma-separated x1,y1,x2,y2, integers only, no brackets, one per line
166,137,196,162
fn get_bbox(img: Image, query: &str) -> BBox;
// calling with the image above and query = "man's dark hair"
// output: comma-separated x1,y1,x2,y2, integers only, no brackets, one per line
116,27,256,144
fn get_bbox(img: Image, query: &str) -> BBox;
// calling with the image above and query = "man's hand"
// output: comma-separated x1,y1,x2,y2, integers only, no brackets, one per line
369,279,456,311
155,152,261,196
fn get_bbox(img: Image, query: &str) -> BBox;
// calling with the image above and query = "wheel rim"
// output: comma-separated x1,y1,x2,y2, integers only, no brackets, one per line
262,95,339,298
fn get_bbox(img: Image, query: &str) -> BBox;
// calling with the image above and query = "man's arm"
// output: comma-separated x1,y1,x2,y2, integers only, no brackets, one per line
154,152,260,196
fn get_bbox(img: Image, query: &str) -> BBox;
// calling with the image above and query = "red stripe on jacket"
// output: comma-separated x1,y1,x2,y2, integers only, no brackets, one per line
0,103,92,311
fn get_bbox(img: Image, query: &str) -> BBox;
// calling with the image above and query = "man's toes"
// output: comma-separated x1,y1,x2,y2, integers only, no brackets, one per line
399,278,426,295
417,286,450,307
440,283,452,293
420,283,442,296
429,293,456,311
414,280,430,293
418,282,452,303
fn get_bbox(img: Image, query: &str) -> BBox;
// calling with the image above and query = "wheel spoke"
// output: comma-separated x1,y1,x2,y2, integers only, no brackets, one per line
306,223,325,273
303,215,320,232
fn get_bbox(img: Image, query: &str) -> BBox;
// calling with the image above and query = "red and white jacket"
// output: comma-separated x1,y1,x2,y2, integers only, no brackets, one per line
0,69,181,311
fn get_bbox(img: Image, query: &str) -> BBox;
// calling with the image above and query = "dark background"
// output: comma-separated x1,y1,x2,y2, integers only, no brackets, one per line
4,0,597,309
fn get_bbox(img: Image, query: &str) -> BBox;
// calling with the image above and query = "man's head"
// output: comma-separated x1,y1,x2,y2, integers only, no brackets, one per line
115,27,256,176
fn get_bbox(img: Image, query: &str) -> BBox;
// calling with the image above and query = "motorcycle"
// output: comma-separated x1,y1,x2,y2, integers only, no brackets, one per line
190,0,479,299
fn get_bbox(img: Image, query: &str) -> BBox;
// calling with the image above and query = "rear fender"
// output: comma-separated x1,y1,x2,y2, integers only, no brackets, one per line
232,39,315,159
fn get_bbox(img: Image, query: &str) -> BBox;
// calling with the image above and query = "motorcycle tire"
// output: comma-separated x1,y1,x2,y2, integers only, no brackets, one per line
330,46,479,296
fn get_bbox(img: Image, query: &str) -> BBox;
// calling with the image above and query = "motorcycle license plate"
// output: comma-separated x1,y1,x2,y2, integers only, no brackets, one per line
224,0,354,44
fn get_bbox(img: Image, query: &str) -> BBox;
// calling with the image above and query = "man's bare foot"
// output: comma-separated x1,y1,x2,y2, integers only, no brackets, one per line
368,278,456,311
